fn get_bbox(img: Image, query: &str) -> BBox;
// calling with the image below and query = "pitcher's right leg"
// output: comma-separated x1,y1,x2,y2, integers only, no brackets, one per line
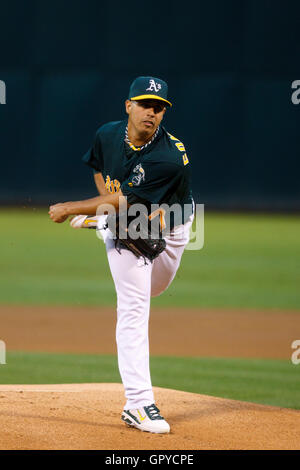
105,237,154,409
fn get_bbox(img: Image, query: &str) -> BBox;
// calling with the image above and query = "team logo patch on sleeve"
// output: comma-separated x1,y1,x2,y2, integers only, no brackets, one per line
129,164,145,186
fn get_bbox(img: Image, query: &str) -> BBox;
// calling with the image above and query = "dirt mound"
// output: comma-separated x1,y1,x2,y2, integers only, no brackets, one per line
0,383,299,450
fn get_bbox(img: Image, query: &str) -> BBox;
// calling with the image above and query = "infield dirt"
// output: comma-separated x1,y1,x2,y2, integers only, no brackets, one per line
0,305,299,359
0,383,299,450
1,305,299,450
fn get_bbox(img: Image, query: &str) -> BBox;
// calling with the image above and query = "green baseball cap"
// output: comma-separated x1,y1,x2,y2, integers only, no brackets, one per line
128,76,172,107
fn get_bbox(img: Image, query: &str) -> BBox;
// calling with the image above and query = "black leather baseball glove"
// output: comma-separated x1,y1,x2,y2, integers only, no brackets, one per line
105,211,166,263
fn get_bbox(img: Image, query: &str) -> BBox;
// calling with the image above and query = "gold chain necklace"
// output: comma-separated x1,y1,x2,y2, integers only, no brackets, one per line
125,125,160,151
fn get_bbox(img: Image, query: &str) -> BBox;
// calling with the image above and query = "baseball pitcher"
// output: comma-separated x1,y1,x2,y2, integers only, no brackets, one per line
49,76,194,434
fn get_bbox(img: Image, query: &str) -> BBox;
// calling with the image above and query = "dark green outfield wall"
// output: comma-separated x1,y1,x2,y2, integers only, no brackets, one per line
0,0,299,209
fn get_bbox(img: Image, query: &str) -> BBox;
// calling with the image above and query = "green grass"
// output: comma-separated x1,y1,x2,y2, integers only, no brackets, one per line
0,352,299,410
1,207,300,309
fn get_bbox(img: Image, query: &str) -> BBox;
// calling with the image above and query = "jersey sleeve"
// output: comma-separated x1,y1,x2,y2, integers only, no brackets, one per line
121,159,182,205
82,129,104,173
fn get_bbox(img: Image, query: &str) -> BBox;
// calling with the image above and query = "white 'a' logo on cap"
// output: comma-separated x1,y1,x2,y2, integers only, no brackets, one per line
146,79,162,93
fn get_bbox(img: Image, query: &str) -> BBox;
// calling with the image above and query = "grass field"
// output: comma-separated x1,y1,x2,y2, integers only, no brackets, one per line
1,208,300,309
1,208,300,411
0,352,299,410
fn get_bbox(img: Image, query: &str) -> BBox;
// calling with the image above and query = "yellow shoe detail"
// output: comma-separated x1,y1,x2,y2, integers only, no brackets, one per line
137,410,147,421
84,219,97,225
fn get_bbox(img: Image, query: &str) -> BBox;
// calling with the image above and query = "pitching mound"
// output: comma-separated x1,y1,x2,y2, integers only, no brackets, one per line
0,384,299,450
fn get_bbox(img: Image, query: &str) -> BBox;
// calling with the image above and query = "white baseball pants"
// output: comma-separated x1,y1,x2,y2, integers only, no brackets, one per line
101,214,194,410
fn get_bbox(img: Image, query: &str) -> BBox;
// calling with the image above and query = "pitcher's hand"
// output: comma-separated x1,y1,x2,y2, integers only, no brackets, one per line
49,203,69,223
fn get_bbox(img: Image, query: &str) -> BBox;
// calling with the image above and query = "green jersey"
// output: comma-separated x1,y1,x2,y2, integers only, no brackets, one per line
82,120,193,227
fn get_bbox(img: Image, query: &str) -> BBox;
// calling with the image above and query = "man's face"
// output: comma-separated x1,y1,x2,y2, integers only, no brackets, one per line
125,99,166,136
